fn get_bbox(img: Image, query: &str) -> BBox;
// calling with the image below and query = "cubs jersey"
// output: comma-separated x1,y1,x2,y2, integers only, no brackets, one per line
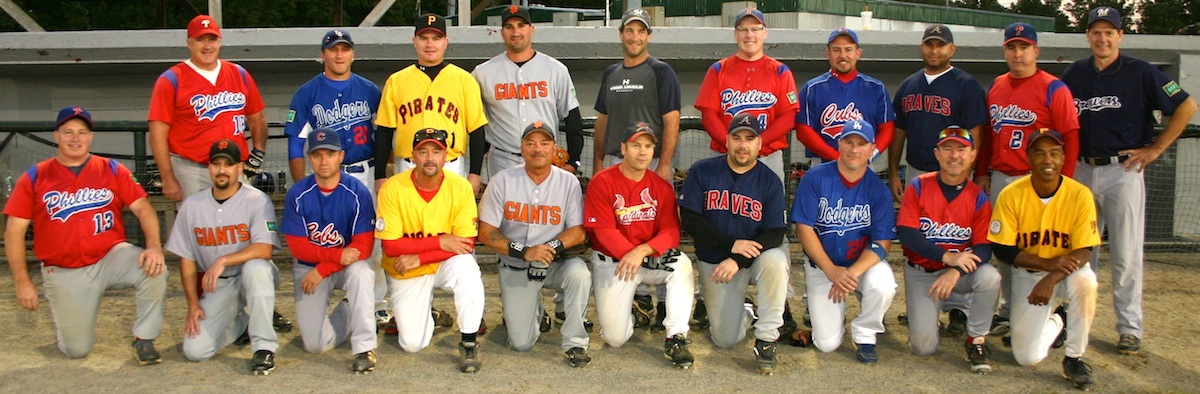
988,175,1100,261
678,156,786,264
790,161,896,267
284,73,381,163
897,172,991,271
892,67,989,171
978,70,1080,177
796,70,897,160
583,164,681,258
165,184,280,277
3,156,147,268
148,59,265,164
375,64,489,161
281,173,375,274
472,51,580,155
694,55,799,155
375,169,478,280
594,57,682,157
479,165,583,268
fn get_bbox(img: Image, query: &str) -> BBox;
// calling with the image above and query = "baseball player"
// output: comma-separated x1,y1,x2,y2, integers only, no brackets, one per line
1062,6,1198,355
167,140,282,375
585,122,696,369
988,129,1099,391
4,107,167,364
473,6,583,177
679,113,789,375
897,127,999,373
375,127,485,373
281,128,378,374
792,119,896,364
478,121,592,367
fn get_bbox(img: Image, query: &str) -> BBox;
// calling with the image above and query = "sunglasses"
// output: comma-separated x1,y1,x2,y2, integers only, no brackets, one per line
413,128,449,145
938,126,973,143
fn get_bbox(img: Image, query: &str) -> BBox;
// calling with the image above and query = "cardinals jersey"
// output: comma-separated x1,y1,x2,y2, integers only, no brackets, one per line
148,59,265,164
583,164,681,259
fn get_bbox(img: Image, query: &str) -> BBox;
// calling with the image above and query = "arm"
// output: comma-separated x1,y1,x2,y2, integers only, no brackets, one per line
759,112,796,155
699,107,728,150
1124,96,1198,171
467,125,486,193
373,125,395,181
287,134,308,182
655,110,681,179
592,114,609,176
148,120,182,201
679,206,736,259
796,123,838,161
128,197,166,278
180,257,204,337
5,217,37,311
873,120,896,159
563,108,584,173
247,111,267,152
887,127,908,201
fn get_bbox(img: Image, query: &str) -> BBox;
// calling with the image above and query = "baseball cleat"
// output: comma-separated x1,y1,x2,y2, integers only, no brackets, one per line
476,318,488,336
897,312,908,326
1062,356,1094,391
352,350,377,374
233,329,251,346
1052,304,1069,349
650,302,667,333
753,339,777,375
565,347,591,368
273,311,293,333
1117,334,1141,355
555,311,594,333
946,309,968,337
374,309,392,326
382,317,399,336
633,294,654,329
131,338,161,366
856,343,878,364
692,297,710,329
540,310,553,333
779,301,798,340
250,350,276,375
432,308,454,328
990,315,1010,336
664,334,694,369
965,338,992,374
458,341,481,373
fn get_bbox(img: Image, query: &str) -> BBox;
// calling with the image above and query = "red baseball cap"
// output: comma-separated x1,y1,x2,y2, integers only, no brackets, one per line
188,15,221,39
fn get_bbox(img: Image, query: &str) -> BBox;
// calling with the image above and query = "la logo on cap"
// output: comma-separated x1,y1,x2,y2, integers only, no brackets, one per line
851,120,863,130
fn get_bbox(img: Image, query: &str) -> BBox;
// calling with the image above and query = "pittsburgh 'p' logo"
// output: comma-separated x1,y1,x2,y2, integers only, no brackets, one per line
428,15,437,25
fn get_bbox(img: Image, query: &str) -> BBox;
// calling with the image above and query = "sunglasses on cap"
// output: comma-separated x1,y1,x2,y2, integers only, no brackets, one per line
413,128,450,147
938,127,973,143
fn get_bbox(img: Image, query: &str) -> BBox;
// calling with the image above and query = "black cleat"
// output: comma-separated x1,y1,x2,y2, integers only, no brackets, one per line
664,334,694,369
352,350,377,374
432,308,454,328
946,309,968,337
780,301,798,343
650,302,667,333
540,309,552,333
555,311,594,333
273,311,293,333
1052,304,1069,349
692,297,710,329
1117,334,1141,355
565,346,591,368
754,339,777,375
1062,356,1095,391
250,350,276,375
233,329,251,346
966,338,992,374
458,341,481,373
633,294,653,329
131,339,161,366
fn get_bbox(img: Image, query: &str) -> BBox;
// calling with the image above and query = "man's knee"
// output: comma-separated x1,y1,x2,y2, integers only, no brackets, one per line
58,339,95,359
182,339,217,362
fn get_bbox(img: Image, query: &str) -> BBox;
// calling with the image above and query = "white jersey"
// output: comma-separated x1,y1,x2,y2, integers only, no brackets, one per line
478,165,583,268
166,183,280,276
472,51,580,155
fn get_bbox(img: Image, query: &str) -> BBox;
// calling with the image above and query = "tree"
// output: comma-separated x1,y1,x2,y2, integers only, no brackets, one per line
1063,0,1135,32
951,0,1008,12
1008,0,1072,32
1137,0,1199,34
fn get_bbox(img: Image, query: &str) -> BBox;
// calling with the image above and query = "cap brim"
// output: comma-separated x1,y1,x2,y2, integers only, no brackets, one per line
209,153,238,163
839,131,874,143
625,131,658,143
190,29,221,39
415,27,445,37
1003,37,1036,45
937,136,973,147
56,115,94,129
323,39,353,49
923,36,950,43
622,17,651,29
522,129,556,141
307,143,342,153
728,126,761,135
414,139,448,149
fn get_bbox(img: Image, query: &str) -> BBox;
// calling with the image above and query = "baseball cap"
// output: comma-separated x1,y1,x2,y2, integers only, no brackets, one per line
1004,22,1037,45
1088,6,1122,30
1025,128,1065,152
734,7,765,27
412,128,449,149
839,119,875,144
322,29,353,49
187,15,221,39
727,113,762,136
936,126,973,148
415,13,447,37
55,106,94,129
521,120,556,141
828,27,859,45
623,121,658,143
621,8,652,32
922,24,953,44
209,139,242,163
502,5,532,24
307,127,343,154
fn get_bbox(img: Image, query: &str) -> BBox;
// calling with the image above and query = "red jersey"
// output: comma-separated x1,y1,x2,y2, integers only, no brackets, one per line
978,70,1079,177
583,165,680,259
897,172,991,271
695,55,799,156
3,156,148,268
148,59,265,164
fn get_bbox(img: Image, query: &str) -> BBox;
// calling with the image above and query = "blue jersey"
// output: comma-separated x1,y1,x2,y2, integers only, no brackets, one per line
281,173,376,267
790,161,896,267
284,73,382,163
1061,55,1191,157
892,67,988,171
678,156,786,264
796,71,895,159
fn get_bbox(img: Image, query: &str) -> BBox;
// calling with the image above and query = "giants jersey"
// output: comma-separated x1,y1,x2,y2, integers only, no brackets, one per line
694,55,799,155
375,169,478,280
284,73,381,163
796,70,896,160
583,165,681,259
472,51,580,155
148,59,266,164
988,175,1100,261
790,161,896,267
165,184,280,277
892,67,988,171
3,156,147,268
897,172,991,271
978,70,1080,177
375,64,489,161
479,165,583,268
281,173,376,266
678,157,786,264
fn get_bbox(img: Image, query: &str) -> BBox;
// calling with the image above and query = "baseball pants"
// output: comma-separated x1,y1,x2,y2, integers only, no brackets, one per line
170,155,213,200
1009,263,1097,366
899,167,971,314
487,147,523,181
182,258,280,361
41,242,166,358
344,167,389,314
387,254,484,353
292,260,377,355
592,251,695,347
805,261,897,352
604,154,673,301
903,263,1000,356
697,247,789,348
990,172,1029,321
1076,161,1145,337
395,156,466,179
498,257,591,352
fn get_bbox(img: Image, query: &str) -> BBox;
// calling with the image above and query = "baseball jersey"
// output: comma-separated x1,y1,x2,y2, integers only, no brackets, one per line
165,184,280,277
583,165,681,258
695,55,799,155
678,157,786,264
148,59,266,164
978,70,1080,177
892,67,989,171
790,161,896,267
281,173,375,275
284,73,382,163
594,57,682,157
375,169,478,280
479,165,583,268
472,51,580,155
1061,54,1192,157
796,70,896,160
375,64,489,161
3,156,147,268
988,175,1100,261
897,172,991,271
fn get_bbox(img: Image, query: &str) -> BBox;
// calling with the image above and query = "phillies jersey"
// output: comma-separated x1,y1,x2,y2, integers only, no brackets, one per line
796,70,896,160
978,70,1080,177
3,156,147,268
375,64,489,161
988,175,1100,260
281,173,375,270
678,157,786,264
892,67,988,171
790,161,896,267
583,164,681,259
897,172,991,271
148,59,266,164
284,73,381,164
472,51,580,155
694,55,799,155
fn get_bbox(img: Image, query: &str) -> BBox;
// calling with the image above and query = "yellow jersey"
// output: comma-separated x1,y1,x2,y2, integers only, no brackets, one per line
375,169,478,279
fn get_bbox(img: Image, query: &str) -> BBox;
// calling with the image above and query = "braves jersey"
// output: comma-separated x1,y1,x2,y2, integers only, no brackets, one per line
678,157,786,264
281,173,375,269
375,64,489,161
165,184,280,277
988,175,1100,261
479,165,583,268
472,51,580,155
3,156,147,268
583,165,680,258
1062,54,1192,157
284,73,381,163
978,70,1080,177
892,67,988,171
796,70,896,160
148,59,265,164
897,172,991,271
375,169,478,280
695,55,799,155
790,161,896,267
594,57,682,157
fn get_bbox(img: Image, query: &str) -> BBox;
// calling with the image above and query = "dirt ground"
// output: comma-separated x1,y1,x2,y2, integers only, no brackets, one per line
1,250,1197,393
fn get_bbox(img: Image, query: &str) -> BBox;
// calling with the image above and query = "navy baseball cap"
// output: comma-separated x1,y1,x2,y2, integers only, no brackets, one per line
209,139,242,163
322,29,353,49
728,113,762,136
623,121,658,143
1004,22,1037,45
828,27,859,44
923,24,953,44
621,8,652,32
1025,128,1065,152
734,8,765,27
840,119,875,144
502,5,532,24
307,127,343,154
936,126,973,148
55,106,94,129
1088,6,1122,30
521,120,555,141
415,13,447,37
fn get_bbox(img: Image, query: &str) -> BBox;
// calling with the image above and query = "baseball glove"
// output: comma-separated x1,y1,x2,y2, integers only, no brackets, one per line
552,147,569,168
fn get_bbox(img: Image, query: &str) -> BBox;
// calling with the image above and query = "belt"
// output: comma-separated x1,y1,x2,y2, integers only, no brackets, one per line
906,261,941,273
595,253,619,263
1080,155,1130,166
342,159,375,173
403,156,460,164
492,147,521,156
498,260,526,270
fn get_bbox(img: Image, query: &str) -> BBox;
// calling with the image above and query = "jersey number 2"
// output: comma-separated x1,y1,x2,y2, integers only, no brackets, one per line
353,125,369,145
1008,130,1024,149
93,211,114,235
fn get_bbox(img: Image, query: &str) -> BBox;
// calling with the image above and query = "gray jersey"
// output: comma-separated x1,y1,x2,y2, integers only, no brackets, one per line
166,183,281,277
594,57,682,157
472,51,580,154
479,165,583,269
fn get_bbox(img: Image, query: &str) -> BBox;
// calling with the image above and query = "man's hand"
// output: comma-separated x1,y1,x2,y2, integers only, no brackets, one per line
300,269,323,295
710,258,740,284
439,234,474,255
654,165,674,182
1027,275,1058,306
942,251,980,273
823,265,859,303
139,247,167,277
395,254,420,275
1051,254,1083,276
162,177,183,202
730,239,763,259
929,269,961,301
243,148,266,178
202,257,227,293
14,280,38,311
617,245,654,281
468,174,482,196
562,164,577,174
523,244,556,265
1120,146,1164,173
888,174,904,202
340,248,362,266
184,304,205,338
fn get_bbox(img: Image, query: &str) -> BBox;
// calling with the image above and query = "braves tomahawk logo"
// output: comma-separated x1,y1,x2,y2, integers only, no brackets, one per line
613,188,658,225
814,197,871,236
43,188,114,222
720,88,777,118
306,222,346,246
312,99,373,131
191,91,248,122
989,104,1036,132
918,217,971,245
819,102,864,139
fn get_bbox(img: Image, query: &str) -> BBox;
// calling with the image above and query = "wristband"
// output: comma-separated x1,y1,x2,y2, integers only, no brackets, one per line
508,241,526,259
545,238,565,255
868,241,888,262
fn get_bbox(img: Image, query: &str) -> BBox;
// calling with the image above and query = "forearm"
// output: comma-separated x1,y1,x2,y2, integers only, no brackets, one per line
752,227,785,251
180,259,201,307
130,199,163,249
288,158,306,182
374,126,396,180
148,121,176,181
759,116,795,150
478,224,512,255
592,115,609,173
848,239,890,275
897,226,944,262
645,226,681,254
220,243,275,266
5,223,32,285
658,111,681,165
555,226,587,250
285,234,341,264
680,207,734,255
699,108,727,147
468,126,486,175
248,112,267,151
888,128,908,175
564,108,584,167
1152,97,1198,151
797,224,836,270
796,124,838,160
382,236,440,256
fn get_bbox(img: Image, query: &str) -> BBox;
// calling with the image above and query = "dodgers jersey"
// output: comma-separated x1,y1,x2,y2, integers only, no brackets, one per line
978,70,1080,177
472,51,580,155
678,157,786,264
796,70,896,160
892,67,988,171
148,59,265,164
790,161,896,267
165,184,281,277
583,164,681,259
594,57,682,157
284,73,381,163
375,169,478,280
694,55,799,155
988,175,1100,261
897,172,991,271
281,173,375,270
479,165,583,269
375,64,489,161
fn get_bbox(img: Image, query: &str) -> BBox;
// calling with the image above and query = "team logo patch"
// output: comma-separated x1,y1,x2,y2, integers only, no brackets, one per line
375,217,386,232
312,99,373,131
286,110,296,123
787,91,798,105
190,91,248,122
719,88,777,118
989,104,1036,132
266,220,278,232
1163,81,1182,97
989,219,1002,235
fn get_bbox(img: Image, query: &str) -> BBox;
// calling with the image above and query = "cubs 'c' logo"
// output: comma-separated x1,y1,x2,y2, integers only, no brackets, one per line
315,130,328,142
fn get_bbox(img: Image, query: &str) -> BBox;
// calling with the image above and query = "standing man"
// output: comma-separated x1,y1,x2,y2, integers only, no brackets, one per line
988,129,1099,391
375,128,486,373
1062,6,1198,355
167,140,282,375
473,6,583,177
281,128,378,374
791,119,896,364
4,107,167,364
678,113,789,375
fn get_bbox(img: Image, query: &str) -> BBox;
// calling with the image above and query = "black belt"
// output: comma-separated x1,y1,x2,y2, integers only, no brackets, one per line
1080,155,1130,166
492,147,521,156
498,261,526,270
342,159,375,173
596,253,618,263
403,156,460,164
906,260,942,273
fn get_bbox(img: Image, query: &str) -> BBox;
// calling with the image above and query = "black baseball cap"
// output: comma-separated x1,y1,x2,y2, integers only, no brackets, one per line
413,128,449,149
415,13,447,37
502,5,532,24
322,29,353,49
209,139,242,163
55,106,94,129
307,127,342,154
521,120,556,141
621,8,652,32
623,121,657,143
1025,128,1065,153
728,113,762,136
923,24,953,44
1087,6,1122,30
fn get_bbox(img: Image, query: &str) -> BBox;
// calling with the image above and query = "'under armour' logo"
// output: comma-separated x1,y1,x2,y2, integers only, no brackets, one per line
622,79,630,85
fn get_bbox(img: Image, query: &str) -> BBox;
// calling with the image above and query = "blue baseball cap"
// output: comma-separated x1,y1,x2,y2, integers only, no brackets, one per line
828,27,859,44
1004,22,1037,45
307,127,343,154
55,106,94,129
728,113,762,136
322,29,353,49
839,119,875,143
1088,6,1122,30
734,7,765,27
